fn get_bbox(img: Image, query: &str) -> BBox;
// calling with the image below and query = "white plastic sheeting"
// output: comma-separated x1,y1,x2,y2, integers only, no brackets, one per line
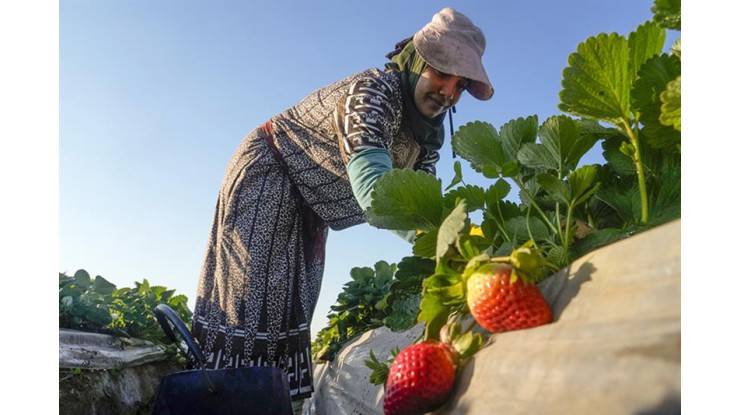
59,329,168,369
304,219,681,415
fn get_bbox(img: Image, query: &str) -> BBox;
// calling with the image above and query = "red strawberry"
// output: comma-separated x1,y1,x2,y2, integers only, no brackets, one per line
383,340,457,415
466,263,551,332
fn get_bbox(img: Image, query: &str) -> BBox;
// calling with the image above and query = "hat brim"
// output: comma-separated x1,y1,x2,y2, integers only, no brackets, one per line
413,32,494,101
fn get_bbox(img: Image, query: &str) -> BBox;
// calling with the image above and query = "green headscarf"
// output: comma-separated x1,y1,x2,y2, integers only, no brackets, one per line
385,40,446,152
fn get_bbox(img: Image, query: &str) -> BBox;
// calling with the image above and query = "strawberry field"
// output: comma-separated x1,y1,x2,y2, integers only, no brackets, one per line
311,1,681,414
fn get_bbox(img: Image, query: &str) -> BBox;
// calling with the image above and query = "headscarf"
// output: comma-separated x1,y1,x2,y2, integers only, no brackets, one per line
385,39,446,152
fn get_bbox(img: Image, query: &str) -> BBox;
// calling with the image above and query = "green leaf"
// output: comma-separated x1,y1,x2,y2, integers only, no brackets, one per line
568,165,601,207
545,115,594,174
74,269,91,289
92,276,117,296
418,294,450,341
373,261,395,289
412,229,438,258
649,167,681,226
505,216,551,243
452,121,507,179
384,294,422,332
366,169,443,231
436,201,468,259
652,0,681,30
456,233,485,261
425,278,464,304
394,256,436,286
485,179,512,204
559,32,631,123
445,161,464,191
350,266,374,282
444,185,486,212
632,54,681,149
500,115,539,161
546,245,569,270
536,174,570,204
596,184,642,225
602,136,635,176
670,38,681,60
660,75,681,132
628,20,666,83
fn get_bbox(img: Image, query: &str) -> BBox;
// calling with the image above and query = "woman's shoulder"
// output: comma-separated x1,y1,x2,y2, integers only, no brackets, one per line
341,68,403,106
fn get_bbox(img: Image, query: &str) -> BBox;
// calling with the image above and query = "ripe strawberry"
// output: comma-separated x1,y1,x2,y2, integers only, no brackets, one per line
383,340,457,415
466,263,551,332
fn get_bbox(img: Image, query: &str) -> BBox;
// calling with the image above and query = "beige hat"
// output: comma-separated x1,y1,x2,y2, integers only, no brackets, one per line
413,7,494,101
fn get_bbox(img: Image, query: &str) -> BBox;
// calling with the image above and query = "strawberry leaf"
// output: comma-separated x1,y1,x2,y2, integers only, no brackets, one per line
632,54,681,150
92,275,117,295
436,201,468,259
445,161,464,191
660,75,681,132
652,0,681,30
559,32,631,123
366,169,443,231
412,229,438,258
505,216,551,244
74,269,91,289
569,165,601,207
418,293,451,341
384,294,422,332
602,136,636,176
500,115,539,161
485,178,512,204
452,121,511,178
628,20,666,83
536,174,570,204
518,115,596,176
444,185,486,212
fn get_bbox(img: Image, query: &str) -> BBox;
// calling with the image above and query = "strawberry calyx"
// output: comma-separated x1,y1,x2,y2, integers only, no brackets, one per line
440,321,483,364
466,241,556,285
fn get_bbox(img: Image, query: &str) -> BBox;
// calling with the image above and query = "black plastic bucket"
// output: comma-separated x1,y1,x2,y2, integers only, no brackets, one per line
151,304,292,415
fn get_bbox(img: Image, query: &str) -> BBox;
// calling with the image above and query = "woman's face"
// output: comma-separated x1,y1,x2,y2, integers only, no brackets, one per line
414,66,469,118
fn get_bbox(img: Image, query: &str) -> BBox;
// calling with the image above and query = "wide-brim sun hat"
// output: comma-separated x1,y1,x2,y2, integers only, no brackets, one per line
413,7,494,101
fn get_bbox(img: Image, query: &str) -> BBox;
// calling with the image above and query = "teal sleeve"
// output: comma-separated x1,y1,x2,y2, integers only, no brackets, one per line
346,148,416,243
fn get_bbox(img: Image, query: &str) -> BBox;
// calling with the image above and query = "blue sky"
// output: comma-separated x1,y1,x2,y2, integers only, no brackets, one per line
57,0,682,341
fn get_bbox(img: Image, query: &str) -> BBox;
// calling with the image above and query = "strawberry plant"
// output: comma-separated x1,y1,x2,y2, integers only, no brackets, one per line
355,1,680,409
59,269,192,344
312,261,397,362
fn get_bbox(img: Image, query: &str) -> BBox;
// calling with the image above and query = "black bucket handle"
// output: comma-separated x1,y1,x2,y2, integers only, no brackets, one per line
153,304,208,365
154,304,218,393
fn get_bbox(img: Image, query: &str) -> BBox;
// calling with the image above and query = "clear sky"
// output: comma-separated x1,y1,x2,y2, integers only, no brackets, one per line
58,0,681,341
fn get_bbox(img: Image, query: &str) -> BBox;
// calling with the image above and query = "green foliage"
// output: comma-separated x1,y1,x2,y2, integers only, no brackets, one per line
59,269,192,344
320,3,681,380
559,19,679,225
652,0,681,30
312,261,398,362
365,170,443,231
359,6,680,344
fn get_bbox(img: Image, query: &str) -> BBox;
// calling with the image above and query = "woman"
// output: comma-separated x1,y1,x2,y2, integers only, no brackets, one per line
191,7,494,401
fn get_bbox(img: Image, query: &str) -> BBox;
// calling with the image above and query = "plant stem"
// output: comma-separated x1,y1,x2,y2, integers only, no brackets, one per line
562,203,574,257
513,178,559,235
621,117,649,224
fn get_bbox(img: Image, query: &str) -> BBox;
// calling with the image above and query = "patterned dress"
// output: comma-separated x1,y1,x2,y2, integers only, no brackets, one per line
191,67,440,400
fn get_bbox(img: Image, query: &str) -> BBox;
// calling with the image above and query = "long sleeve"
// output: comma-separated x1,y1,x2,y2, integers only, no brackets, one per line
346,148,416,243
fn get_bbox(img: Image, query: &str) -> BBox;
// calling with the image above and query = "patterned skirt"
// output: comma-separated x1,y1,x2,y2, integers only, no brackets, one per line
191,123,327,400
